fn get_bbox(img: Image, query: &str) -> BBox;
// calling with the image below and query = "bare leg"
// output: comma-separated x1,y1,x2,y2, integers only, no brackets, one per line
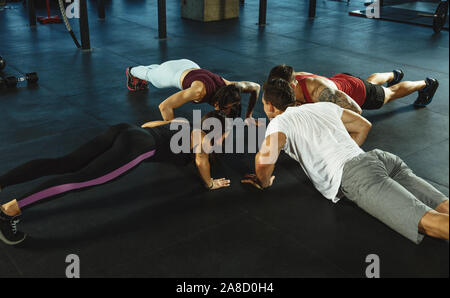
435,200,449,215
366,72,395,85
383,80,426,104
419,210,449,240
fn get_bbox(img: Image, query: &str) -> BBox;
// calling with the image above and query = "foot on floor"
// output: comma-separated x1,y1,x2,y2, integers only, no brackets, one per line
387,69,404,87
126,67,148,91
414,77,439,107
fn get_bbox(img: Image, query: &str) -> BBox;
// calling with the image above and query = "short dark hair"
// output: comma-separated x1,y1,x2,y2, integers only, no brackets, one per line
213,85,241,110
267,64,295,83
263,78,296,111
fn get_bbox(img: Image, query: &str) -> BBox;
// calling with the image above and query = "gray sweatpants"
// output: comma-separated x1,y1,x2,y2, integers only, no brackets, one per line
341,149,448,244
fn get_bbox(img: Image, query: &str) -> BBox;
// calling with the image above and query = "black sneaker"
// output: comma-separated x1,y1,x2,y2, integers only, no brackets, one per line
414,77,439,107
387,69,404,87
0,209,26,245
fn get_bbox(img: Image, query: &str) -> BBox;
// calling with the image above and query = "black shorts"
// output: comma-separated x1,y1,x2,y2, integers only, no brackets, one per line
359,78,386,110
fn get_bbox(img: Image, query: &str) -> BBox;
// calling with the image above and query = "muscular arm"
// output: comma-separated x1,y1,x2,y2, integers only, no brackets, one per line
193,131,230,190
341,109,372,146
308,78,362,114
158,81,205,121
195,151,213,188
232,81,261,118
254,132,286,188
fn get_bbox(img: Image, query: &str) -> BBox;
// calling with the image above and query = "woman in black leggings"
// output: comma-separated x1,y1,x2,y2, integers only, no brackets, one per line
0,111,231,245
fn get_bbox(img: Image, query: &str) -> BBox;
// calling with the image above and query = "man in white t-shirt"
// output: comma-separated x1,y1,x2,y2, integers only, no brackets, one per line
242,78,449,244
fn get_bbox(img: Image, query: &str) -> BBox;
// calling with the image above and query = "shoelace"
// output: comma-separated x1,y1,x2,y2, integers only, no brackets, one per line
10,218,20,234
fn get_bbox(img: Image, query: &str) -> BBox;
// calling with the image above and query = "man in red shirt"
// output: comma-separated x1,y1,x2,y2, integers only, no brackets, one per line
267,65,439,114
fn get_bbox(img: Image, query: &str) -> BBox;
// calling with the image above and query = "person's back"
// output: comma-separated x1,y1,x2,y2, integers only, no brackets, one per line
295,73,366,106
266,102,363,201
143,123,194,166
253,78,449,244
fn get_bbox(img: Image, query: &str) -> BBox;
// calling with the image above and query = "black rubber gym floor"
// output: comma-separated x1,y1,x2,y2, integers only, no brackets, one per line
0,0,448,278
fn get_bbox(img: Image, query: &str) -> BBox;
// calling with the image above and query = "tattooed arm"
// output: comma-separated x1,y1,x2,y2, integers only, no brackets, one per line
232,81,261,119
307,78,362,114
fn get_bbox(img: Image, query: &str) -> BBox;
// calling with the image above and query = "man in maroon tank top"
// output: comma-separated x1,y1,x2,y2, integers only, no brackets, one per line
268,65,439,114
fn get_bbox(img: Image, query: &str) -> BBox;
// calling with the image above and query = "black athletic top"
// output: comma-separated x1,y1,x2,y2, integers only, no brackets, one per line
143,123,194,166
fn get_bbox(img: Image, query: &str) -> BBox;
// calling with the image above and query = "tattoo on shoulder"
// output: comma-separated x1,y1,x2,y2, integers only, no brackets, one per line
235,81,259,92
318,88,354,110
318,88,336,102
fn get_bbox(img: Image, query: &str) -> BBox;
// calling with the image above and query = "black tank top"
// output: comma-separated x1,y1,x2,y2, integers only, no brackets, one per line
143,123,194,166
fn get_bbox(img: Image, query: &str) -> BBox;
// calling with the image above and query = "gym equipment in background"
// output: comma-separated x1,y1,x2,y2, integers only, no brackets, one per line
0,56,5,70
37,0,62,24
350,0,449,33
418,1,449,33
57,0,81,48
0,73,39,89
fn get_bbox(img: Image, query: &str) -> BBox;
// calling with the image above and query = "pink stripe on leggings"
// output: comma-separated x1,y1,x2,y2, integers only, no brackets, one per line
18,150,156,209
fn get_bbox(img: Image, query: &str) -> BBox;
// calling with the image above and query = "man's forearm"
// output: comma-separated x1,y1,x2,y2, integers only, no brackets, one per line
255,153,275,188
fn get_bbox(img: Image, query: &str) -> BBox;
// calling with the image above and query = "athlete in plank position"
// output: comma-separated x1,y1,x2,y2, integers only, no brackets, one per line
0,111,231,245
267,65,439,114
243,79,448,244
126,59,260,123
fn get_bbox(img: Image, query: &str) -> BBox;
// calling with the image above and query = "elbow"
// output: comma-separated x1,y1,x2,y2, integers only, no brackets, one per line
158,102,166,113
194,90,203,100
363,121,372,134
190,87,203,102
159,103,171,120
158,102,168,112
253,84,261,98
